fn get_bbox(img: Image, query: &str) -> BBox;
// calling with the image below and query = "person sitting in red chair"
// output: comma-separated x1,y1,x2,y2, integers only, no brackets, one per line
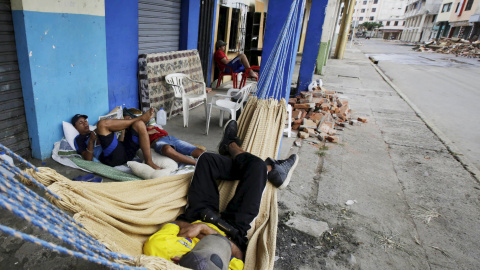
214,40,258,80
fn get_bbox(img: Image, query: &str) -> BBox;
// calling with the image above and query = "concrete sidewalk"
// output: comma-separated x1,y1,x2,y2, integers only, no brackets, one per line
274,45,480,269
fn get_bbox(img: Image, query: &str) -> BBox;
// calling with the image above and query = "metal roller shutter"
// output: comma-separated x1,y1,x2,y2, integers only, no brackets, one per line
139,0,182,54
0,0,31,158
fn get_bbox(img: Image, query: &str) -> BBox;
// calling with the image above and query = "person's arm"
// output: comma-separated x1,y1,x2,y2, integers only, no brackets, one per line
81,131,97,161
220,56,231,65
174,221,244,260
174,220,218,239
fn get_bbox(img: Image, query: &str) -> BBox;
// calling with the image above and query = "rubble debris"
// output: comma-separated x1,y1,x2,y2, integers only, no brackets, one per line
285,214,329,237
288,86,364,144
357,117,368,123
413,37,480,58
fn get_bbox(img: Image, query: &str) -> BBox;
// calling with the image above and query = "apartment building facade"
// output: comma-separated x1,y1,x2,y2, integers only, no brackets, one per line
377,0,407,39
401,0,443,42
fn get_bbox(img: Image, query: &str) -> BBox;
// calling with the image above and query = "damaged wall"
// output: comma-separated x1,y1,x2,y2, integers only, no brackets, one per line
11,0,109,159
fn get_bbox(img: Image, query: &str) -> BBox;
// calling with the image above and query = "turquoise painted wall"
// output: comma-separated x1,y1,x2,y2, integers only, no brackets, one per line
12,5,108,159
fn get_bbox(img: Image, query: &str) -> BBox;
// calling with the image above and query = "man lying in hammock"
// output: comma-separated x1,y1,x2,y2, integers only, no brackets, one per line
144,120,299,269
123,108,205,165
71,109,162,170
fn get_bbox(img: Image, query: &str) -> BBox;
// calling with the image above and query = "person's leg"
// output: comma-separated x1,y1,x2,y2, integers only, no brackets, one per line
161,145,197,165
176,152,235,222
130,120,162,170
96,108,154,136
237,54,258,79
153,136,205,165
220,148,268,252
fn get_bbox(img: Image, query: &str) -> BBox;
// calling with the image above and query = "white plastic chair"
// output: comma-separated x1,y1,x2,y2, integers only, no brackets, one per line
283,104,292,138
205,83,256,135
165,73,207,128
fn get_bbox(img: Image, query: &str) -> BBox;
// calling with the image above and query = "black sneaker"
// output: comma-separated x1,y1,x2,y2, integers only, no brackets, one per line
218,120,241,155
266,154,299,189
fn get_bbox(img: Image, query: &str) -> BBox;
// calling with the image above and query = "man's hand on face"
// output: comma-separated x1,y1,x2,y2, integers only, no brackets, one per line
177,223,217,240
90,130,97,141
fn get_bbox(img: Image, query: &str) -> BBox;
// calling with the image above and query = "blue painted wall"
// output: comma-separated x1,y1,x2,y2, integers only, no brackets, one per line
105,0,139,111
12,10,109,159
261,0,305,99
180,0,200,50
297,0,328,93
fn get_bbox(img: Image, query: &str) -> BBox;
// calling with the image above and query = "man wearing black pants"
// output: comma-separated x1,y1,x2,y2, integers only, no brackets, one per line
173,120,299,262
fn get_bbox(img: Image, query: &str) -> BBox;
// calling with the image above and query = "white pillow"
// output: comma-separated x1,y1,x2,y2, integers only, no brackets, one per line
127,161,173,179
62,121,95,150
136,150,179,171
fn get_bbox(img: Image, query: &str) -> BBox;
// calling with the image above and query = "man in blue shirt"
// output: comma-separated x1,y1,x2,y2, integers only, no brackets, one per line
72,108,161,170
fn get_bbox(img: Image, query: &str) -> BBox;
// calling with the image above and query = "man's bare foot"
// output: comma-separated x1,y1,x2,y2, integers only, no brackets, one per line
140,108,155,123
147,161,163,170
248,70,258,80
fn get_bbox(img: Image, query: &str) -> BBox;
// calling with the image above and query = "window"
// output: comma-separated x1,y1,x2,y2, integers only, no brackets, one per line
361,9,365,13
455,2,461,13
359,17,364,21
386,21,391,26
372,8,376,12
394,21,398,26
442,3,452,13
370,16,374,21
432,15,436,23
465,0,474,11
374,0,378,3
363,1,367,4
403,21,406,26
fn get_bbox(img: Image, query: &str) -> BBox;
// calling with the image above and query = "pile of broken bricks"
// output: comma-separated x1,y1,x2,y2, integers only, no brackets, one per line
288,87,367,144
413,37,480,58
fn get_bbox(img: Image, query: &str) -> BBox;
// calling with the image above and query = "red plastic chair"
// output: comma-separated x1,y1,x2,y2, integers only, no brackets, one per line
239,65,260,88
216,68,239,89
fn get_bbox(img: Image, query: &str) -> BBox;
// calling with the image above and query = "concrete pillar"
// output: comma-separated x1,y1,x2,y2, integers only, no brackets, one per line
180,0,200,50
11,0,109,159
297,0,329,92
316,0,340,75
261,0,305,99
105,0,138,111
334,0,355,59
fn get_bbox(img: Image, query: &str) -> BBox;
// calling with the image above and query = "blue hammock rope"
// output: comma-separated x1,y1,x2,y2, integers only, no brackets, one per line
256,0,305,100
0,143,144,269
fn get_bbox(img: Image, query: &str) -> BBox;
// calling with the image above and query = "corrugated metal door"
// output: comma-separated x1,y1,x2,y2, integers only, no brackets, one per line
0,0,31,158
139,0,182,54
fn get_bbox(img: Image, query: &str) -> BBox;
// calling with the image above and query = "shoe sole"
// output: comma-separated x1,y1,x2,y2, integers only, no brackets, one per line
217,119,236,155
278,154,299,190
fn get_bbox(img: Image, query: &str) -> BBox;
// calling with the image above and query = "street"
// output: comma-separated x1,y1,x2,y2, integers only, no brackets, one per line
275,39,480,269
360,39,480,175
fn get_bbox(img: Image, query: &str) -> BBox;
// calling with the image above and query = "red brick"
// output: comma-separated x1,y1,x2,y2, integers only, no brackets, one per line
292,110,302,119
358,117,368,123
292,124,301,130
326,136,339,143
294,103,310,109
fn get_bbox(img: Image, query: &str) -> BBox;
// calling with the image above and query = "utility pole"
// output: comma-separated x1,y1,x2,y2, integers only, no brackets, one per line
334,0,356,59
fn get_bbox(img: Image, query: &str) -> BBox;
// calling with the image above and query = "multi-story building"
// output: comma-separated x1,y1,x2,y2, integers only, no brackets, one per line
447,0,480,39
435,0,455,39
401,0,443,42
377,0,408,39
351,0,382,35
470,1,480,39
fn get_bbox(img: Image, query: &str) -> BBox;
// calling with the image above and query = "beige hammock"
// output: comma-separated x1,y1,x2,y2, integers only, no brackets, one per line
22,97,287,270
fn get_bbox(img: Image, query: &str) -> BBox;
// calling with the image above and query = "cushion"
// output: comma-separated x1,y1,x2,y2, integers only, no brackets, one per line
62,121,95,151
136,150,179,171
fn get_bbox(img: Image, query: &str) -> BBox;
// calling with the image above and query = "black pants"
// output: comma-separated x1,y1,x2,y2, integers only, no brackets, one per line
177,152,267,252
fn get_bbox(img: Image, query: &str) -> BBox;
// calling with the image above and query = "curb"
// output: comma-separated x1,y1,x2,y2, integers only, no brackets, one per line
371,63,480,184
